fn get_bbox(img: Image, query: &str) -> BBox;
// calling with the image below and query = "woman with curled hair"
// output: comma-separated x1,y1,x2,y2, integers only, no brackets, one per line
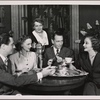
77,34,100,95
9,35,39,76
30,18,52,51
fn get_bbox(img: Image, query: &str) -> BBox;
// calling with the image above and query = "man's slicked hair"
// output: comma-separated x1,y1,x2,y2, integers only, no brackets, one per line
0,33,13,47
52,31,63,40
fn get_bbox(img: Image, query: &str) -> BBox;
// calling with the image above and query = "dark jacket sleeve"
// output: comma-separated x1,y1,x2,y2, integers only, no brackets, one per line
74,52,87,70
74,54,82,69
0,69,38,87
68,48,74,59
64,48,74,60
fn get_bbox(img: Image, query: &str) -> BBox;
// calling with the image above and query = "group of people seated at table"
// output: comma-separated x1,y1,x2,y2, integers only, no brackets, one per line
0,17,100,95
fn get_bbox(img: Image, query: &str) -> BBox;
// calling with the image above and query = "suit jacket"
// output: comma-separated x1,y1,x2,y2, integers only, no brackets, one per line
43,46,74,67
79,52,100,85
0,57,38,95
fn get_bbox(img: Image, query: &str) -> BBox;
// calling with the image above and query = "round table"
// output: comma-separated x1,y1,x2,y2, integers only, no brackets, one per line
24,75,87,95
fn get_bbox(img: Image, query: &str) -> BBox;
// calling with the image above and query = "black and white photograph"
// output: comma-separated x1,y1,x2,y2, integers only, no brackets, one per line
0,1,100,99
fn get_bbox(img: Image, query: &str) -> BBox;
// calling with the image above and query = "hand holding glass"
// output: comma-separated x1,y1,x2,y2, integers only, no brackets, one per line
65,57,73,64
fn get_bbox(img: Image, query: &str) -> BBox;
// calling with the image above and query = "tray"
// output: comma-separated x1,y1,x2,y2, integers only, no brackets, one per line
49,69,88,78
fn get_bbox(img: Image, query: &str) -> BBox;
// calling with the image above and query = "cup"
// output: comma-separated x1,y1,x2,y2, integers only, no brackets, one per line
58,67,67,76
65,57,72,64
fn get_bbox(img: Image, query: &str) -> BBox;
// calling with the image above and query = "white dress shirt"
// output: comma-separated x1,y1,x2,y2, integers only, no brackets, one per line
0,54,7,63
0,54,8,69
53,47,60,55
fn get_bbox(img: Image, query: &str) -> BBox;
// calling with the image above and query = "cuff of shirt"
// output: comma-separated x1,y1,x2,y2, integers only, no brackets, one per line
37,72,43,80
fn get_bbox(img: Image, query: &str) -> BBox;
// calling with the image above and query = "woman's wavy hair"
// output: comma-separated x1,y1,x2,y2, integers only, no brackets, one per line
15,35,32,51
32,18,44,28
84,34,100,52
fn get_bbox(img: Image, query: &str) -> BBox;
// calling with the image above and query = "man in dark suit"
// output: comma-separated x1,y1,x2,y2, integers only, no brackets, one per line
43,31,74,67
0,32,55,95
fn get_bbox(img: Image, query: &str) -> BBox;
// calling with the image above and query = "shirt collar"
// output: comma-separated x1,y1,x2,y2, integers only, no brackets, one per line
53,46,60,55
0,54,7,62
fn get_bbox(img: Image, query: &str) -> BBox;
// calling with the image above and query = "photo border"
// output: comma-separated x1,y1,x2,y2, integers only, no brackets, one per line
0,0,100,99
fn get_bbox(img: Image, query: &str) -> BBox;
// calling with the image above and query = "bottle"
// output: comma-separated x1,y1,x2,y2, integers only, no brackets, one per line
38,54,43,69
36,43,43,69
36,43,43,55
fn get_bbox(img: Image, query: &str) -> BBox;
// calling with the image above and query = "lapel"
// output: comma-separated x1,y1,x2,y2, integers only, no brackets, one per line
82,52,100,72
59,47,63,54
32,31,44,45
92,52,100,69
0,57,7,71
51,47,55,56
58,47,64,57
0,57,11,73
82,53,92,72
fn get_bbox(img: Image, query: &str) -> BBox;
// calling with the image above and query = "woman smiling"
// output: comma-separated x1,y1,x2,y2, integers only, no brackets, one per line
77,34,100,95
9,35,39,76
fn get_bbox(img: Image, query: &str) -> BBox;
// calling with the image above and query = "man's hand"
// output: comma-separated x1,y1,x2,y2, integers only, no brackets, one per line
41,66,55,77
56,55,63,63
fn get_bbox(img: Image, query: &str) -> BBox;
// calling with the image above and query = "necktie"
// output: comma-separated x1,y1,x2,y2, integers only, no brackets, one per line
4,58,8,70
56,49,59,55
5,58,8,65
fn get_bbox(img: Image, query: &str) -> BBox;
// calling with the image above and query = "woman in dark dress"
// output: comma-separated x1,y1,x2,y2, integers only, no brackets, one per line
77,34,100,95
30,18,52,50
